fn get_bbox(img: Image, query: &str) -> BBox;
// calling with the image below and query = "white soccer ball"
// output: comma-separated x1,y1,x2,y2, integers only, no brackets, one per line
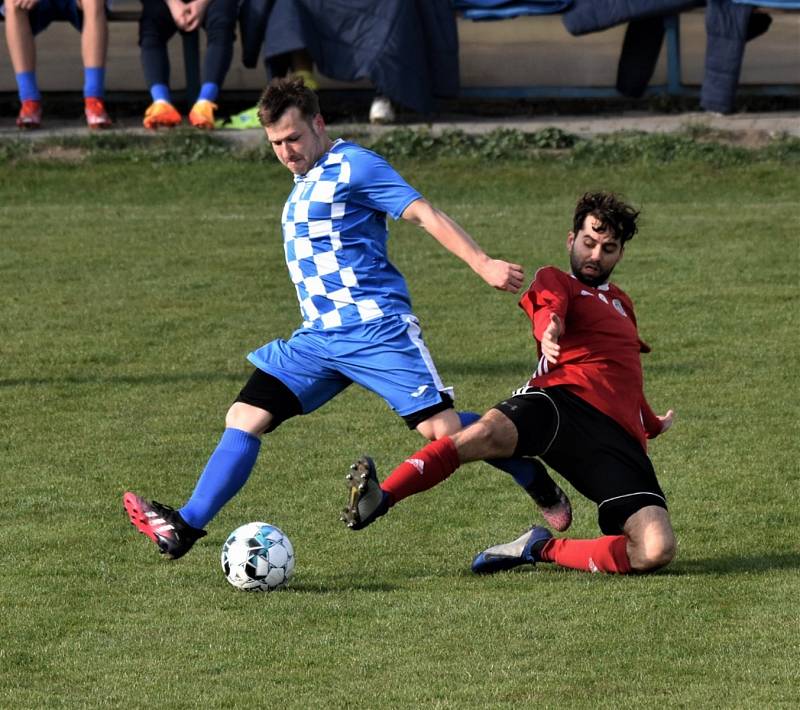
221,522,295,591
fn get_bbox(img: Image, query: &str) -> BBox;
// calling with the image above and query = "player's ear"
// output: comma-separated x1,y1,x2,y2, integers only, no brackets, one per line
566,232,575,251
312,113,325,133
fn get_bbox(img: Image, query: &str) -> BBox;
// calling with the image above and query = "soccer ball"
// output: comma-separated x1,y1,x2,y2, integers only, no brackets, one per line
221,522,295,591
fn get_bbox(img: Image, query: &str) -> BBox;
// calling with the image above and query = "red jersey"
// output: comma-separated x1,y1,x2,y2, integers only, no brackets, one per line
519,266,662,451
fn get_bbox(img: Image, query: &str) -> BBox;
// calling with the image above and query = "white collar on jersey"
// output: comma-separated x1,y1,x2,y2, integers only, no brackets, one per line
569,272,610,290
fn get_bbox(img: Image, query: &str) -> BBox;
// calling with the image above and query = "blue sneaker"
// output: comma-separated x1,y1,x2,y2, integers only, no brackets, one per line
340,456,391,530
471,525,553,574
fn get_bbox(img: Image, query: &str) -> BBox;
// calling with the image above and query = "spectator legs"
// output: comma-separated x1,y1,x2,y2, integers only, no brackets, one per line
3,3,36,74
80,0,108,72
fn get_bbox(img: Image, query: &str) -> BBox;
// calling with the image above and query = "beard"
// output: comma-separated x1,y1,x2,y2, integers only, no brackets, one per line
569,248,614,287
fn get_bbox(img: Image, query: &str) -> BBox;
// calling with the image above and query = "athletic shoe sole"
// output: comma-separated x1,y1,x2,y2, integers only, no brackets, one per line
340,456,388,530
123,491,161,546
538,487,572,533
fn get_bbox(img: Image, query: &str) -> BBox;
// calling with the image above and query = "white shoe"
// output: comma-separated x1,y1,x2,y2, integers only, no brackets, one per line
369,96,395,125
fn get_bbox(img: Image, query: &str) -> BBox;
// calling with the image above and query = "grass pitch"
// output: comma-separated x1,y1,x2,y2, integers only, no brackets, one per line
1,141,798,708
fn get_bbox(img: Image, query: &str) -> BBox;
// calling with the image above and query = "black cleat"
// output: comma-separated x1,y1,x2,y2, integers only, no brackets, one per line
123,492,206,560
340,456,390,530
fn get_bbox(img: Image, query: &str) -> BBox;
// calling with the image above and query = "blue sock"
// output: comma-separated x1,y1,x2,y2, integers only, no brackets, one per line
198,82,219,102
150,83,171,103
457,410,538,489
150,84,171,103
83,67,105,99
16,71,41,102
457,411,481,428
179,428,261,529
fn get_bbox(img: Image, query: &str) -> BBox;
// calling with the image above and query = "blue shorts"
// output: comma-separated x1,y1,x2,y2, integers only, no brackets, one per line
27,0,82,34
247,314,454,417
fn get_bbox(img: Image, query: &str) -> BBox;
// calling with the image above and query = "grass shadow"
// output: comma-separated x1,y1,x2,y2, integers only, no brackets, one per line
664,551,800,575
286,580,400,594
0,371,246,388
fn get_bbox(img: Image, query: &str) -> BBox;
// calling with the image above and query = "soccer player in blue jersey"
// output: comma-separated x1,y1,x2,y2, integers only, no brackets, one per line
124,76,571,559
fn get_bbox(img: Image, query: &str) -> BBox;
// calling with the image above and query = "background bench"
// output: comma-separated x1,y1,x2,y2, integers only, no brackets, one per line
0,4,797,103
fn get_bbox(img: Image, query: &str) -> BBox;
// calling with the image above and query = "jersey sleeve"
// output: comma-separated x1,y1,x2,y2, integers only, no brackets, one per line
347,148,422,220
519,267,570,340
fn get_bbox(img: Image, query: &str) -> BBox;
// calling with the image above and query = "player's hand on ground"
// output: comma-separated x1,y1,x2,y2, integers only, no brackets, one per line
480,258,524,293
657,409,675,434
541,313,563,364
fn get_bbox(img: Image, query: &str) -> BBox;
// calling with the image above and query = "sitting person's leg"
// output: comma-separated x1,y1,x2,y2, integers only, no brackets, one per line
616,17,665,99
189,0,237,128
79,0,112,127
139,0,182,127
4,0,43,127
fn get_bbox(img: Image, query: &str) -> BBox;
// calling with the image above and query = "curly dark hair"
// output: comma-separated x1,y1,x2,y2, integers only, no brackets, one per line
573,192,640,244
257,76,321,126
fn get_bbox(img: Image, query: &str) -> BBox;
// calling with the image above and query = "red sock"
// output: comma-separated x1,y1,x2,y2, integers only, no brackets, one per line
381,436,460,504
540,535,632,574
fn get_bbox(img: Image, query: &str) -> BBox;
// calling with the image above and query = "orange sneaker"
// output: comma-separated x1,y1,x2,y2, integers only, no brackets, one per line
143,100,182,129
85,97,112,129
188,99,217,130
16,99,42,129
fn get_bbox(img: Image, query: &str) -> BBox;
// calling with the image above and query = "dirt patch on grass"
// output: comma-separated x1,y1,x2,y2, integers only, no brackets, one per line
28,145,88,163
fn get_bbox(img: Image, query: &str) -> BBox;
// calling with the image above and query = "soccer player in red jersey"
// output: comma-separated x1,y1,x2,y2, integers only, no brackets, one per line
343,191,677,576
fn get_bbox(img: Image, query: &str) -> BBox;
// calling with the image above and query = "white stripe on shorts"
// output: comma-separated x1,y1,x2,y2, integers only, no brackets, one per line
400,314,453,400
598,491,667,509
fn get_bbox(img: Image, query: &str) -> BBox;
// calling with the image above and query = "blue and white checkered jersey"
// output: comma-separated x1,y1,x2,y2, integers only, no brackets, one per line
282,139,422,330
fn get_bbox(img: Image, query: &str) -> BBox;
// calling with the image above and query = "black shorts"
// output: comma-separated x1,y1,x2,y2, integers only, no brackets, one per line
234,368,303,433
493,386,667,535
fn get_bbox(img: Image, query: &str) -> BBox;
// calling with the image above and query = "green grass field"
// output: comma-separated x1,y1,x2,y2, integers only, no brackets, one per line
1,137,798,708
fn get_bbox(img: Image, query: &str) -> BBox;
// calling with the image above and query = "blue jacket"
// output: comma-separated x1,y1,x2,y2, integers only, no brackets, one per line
562,0,699,35
562,0,753,114
299,0,459,114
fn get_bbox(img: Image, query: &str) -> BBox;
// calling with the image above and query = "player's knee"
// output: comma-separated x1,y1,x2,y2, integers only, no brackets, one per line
225,402,272,436
451,418,514,461
416,409,461,441
629,531,676,572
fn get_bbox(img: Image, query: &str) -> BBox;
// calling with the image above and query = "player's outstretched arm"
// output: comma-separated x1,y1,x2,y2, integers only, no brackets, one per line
401,198,524,293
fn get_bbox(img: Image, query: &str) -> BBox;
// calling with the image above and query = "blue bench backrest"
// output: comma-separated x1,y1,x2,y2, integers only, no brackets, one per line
453,1,572,20
731,0,800,7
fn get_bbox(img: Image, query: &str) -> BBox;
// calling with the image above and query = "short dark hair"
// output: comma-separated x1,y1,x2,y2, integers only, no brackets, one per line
573,192,640,244
257,76,321,126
